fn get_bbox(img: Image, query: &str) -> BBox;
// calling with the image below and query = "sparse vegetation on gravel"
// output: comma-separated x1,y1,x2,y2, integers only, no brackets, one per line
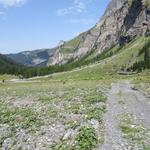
0,79,108,149
120,113,150,149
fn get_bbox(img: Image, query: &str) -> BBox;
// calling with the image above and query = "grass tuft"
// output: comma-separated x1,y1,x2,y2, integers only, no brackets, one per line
75,127,98,150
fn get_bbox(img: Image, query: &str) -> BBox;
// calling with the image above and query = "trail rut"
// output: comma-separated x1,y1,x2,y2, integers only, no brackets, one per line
101,81,150,150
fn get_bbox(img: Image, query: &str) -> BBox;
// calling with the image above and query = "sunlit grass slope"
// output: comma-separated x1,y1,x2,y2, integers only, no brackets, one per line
52,37,149,80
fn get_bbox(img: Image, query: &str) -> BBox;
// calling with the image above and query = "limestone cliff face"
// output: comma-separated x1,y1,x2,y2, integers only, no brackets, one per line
49,0,150,65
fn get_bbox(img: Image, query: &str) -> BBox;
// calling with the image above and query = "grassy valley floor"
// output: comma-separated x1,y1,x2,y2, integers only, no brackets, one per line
0,70,150,149
0,78,109,149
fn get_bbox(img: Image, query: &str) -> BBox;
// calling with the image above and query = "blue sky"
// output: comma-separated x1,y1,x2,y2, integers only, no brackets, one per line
0,0,111,54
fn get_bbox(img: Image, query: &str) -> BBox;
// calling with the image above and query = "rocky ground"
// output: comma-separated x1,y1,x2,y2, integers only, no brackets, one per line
0,80,108,150
0,78,150,150
101,81,150,150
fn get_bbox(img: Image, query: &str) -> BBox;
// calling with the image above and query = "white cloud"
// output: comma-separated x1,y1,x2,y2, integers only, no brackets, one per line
0,0,27,7
57,7,73,16
57,0,86,16
0,11,6,20
74,0,86,13
0,11,5,15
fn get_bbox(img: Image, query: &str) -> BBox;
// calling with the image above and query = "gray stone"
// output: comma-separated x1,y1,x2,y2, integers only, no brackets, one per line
0,125,12,139
2,138,14,150
63,129,77,141
88,119,100,130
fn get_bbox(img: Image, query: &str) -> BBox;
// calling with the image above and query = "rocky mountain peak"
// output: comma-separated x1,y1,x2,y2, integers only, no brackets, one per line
49,0,150,65
6,0,150,67
58,40,65,47
104,0,127,16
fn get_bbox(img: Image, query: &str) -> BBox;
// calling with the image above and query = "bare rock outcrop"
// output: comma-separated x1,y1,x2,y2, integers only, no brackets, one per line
49,0,150,65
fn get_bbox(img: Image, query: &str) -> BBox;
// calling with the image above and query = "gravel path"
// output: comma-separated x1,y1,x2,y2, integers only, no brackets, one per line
101,80,150,150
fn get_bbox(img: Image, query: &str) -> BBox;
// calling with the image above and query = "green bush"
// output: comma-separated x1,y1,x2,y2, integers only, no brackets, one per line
75,127,98,150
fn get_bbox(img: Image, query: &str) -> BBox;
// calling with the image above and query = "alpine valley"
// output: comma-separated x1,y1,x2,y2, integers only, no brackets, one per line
0,0,150,149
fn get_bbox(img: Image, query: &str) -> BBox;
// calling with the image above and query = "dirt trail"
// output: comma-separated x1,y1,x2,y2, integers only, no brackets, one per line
101,80,150,150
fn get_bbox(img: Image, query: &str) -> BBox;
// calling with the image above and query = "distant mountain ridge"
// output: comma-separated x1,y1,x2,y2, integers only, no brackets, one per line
7,48,57,67
6,0,150,67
